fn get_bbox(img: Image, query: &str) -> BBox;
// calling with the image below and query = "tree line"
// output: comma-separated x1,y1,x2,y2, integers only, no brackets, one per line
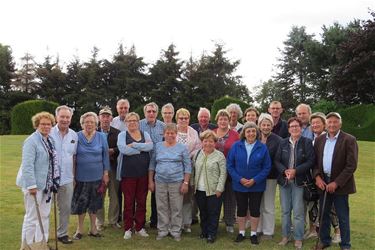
1,12,373,134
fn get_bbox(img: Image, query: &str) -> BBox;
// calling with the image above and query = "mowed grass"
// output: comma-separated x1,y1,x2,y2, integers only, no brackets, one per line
0,135,374,250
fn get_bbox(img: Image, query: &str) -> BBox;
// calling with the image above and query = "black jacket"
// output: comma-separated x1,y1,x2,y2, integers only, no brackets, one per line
265,132,282,179
272,118,289,139
274,136,315,186
98,126,120,170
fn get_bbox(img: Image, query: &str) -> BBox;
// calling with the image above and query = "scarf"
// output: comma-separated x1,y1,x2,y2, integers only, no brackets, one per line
41,136,60,203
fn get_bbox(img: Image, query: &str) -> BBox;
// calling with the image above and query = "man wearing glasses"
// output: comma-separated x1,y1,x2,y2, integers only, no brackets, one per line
268,101,289,139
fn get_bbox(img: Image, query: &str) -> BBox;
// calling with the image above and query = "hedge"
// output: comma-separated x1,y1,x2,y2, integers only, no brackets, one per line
11,100,59,135
211,96,251,121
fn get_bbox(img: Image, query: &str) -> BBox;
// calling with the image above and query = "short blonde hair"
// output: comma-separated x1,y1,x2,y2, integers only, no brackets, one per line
240,122,259,140
164,123,178,133
175,108,190,120
32,112,55,129
80,112,99,126
215,109,230,121
125,112,140,122
199,130,218,142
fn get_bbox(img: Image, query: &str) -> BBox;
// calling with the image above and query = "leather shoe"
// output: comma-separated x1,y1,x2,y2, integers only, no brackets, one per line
314,242,330,250
58,235,73,244
207,235,215,243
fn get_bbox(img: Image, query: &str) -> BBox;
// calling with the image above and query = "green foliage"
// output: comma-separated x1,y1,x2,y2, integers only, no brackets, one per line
211,96,251,121
311,99,343,114
340,104,375,141
132,105,145,120
11,100,59,135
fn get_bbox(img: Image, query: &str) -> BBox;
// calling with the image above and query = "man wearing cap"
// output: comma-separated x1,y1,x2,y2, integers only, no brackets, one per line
50,105,78,244
111,99,130,132
268,101,289,138
96,107,121,230
313,112,358,250
295,103,314,140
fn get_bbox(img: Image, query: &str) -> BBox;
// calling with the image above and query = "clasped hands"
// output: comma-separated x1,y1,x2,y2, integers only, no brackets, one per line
240,178,255,188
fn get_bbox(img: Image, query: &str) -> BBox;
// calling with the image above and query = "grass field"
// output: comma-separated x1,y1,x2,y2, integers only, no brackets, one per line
0,135,374,250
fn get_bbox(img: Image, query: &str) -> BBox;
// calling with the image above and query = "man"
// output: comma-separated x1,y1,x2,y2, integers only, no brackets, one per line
268,101,288,138
96,107,121,231
50,105,78,244
191,107,217,135
313,112,358,250
111,99,130,131
139,102,165,228
295,103,314,140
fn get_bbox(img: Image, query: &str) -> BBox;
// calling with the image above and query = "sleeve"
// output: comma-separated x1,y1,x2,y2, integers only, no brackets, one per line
101,133,110,171
216,153,227,192
21,138,37,189
334,136,358,187
253,146,272,184
295,138,315,176
182,145,192,174
117,131,141,155
189,129,202,158
149,144,157,171
274,141,287,176
226,143,242,184
132,131,154,152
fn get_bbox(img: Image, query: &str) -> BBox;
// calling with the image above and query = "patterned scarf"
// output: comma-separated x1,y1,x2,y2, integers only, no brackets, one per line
41,136,60,203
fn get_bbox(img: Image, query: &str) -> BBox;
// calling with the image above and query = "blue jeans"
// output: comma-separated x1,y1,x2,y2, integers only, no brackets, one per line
280,182,305,240
320,193,351,249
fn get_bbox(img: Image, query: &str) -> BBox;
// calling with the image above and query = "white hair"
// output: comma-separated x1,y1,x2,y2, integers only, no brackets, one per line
226,103,243,118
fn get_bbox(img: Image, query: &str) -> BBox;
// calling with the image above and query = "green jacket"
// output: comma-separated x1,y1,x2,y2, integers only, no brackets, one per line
192,149,227,196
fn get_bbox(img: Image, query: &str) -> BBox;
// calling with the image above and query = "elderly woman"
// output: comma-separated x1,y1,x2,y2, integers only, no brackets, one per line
71,112,110,240
192,130,227,243
176,108,201,232
275,117,315,250
148,123,191,241
256,113,282,239
227,122,271,245
161,103,175,124
213,109,239,233
17,112,57,248
226,103,243,132
116,112,153,239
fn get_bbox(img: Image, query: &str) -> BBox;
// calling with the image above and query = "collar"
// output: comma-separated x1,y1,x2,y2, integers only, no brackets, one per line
326,130,340,140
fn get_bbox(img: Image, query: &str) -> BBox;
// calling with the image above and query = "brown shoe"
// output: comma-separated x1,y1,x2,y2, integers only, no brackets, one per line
278,237,289,246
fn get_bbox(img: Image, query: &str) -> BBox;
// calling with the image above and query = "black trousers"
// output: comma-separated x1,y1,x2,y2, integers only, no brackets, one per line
195,191,223,238
149,192,157,225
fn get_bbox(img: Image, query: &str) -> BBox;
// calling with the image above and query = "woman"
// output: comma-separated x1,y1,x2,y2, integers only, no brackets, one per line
227,122,271,245
17,112,57,248
161,103,175,124
148,123,191,241
275,117,315,250
226,103,243,132
116,112,153,239
243,107,259,124
176,108,201,232
193,130,227,243
213,109,239,233
256,113,282,239
71,112,110,240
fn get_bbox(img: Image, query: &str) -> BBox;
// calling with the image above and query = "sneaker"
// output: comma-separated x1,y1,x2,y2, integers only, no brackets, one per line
234,234,246,243
226,226,234,233
250,235,259,245
184,226,191,233
123,230,132,240
331,233,341,243
135,228,149,237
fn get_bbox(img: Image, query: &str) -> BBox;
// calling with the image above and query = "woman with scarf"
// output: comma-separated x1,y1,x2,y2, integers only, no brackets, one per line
17,112,59,248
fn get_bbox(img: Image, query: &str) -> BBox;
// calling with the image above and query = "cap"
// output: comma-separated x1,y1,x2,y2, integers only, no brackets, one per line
99,107,112,116
309,112,326,124
326,112,342,120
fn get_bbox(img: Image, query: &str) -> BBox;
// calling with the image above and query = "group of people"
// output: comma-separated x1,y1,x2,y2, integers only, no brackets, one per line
17,99,358,250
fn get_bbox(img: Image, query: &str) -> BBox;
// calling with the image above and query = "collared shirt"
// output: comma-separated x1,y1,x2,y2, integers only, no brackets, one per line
244,141,255,165
111,116,127,131
50,126,78,185
323,131,340,176
302,125,314,140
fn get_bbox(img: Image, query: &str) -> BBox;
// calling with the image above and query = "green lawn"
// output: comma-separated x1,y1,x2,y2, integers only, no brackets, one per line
0,136,374,250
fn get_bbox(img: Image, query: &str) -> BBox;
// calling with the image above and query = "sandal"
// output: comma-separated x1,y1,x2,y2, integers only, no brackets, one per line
88,232,102,237
72,232,83,240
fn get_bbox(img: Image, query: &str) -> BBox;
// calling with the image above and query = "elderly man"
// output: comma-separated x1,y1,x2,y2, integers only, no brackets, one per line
191,107,217,135
111,99,130,131
139,102,166,228
268,101,288,138
313,112,358,250
295,103,314,140
50,105,78,244
96,107,121,231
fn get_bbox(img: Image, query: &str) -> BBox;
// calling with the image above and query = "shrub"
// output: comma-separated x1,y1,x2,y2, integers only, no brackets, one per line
11,99,59,134
211,96,251,121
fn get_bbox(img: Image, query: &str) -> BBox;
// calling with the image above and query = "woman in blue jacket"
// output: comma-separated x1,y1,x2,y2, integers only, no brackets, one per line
227,122,271,245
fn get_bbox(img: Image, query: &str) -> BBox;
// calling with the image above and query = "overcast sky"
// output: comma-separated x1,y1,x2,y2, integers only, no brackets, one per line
1,0,373,91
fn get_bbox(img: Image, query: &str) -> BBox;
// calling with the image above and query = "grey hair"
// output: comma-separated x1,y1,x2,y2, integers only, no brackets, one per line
295,103,312,115
258,113,274,127
117,99,130,108
226,103,243,118
55,105,74,116
143,102,159,115
80,112,99,126
162,103,175,114
239,121,260,140
197,107,211,119
164,123,178,133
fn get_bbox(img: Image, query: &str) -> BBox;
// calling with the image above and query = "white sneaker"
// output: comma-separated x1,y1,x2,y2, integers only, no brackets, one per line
226,226,234,233
332,233,341,243
123,230,132,240
135,228,149,237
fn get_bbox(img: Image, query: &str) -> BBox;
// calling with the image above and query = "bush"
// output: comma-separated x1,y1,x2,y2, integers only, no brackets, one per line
11,99,59,135
312,99,345,114
211,96,252,121
339,104,375,142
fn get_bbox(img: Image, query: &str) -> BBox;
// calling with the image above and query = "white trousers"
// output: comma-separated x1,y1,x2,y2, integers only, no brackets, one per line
257,179,277,235
21,189,51,244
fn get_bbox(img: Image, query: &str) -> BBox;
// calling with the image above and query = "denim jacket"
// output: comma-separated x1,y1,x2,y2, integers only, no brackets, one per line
16,131,54,190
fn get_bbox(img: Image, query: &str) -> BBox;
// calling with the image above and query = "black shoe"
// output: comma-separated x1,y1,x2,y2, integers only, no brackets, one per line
207,235,215,243
149,222,157,229
58,235,73,244
200,233,207,239
192,218,199,225
235,234,246,242
250,235,259,245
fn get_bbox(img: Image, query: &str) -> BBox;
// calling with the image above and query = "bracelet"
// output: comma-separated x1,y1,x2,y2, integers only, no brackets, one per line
183,181,189,185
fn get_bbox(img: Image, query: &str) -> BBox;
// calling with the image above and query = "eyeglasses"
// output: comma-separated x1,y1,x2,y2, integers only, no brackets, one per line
39,123,52,126
178,117,189,121
126,120,138,123
147,110,157,113
289,125,300,128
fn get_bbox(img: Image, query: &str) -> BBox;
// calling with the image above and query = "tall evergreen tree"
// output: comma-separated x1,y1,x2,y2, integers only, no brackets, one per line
13,53,39,94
